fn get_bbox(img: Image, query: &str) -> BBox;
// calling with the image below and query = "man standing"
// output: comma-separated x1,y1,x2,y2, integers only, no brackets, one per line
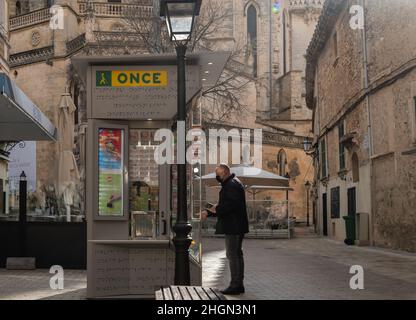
203,164,249,295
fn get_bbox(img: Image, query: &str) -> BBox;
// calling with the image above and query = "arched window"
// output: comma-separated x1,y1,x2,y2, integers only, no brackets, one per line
277,149,287,176
247,4,258,77
352,153,359,182
15,1,22,15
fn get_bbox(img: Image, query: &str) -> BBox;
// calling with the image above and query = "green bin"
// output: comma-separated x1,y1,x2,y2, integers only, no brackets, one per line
343,215,356,245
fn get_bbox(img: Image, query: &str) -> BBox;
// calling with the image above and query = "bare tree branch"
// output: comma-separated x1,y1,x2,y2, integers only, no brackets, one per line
120,0,256,124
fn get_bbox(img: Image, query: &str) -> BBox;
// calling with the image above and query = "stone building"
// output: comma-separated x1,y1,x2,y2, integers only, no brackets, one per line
0,0,8,74
0,0,9,214
6,0,322,223
201,0,322,223
306,0,416,251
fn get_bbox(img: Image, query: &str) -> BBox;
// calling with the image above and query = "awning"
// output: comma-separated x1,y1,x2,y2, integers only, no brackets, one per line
0,73,57,141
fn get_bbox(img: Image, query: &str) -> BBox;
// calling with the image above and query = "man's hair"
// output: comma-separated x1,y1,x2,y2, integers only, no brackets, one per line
217,163,231,173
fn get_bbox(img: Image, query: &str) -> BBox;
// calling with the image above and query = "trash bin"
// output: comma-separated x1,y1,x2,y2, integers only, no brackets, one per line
343,215,356,245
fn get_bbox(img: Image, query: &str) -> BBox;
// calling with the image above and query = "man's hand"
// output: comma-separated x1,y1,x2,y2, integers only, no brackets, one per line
201,210,208,220
209,204,217,213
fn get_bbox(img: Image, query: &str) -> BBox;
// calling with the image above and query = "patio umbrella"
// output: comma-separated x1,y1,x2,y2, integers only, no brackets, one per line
199,165,289,188
56,91,80,222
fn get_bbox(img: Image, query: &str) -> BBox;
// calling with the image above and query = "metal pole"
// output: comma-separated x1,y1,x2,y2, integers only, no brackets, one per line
306,189,310,227
19,172,27,257
173,43,192,285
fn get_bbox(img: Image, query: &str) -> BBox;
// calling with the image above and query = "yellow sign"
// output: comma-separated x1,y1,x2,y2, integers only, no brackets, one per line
96,70,168,87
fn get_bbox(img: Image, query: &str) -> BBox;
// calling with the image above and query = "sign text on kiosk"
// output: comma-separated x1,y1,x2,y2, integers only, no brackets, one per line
96,70,168,87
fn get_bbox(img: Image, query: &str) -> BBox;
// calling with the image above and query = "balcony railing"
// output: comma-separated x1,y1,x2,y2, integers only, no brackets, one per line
0,24,7,40
66,33,86,54
78,1,153,17
9,46,54,67
93,31,145,44
288,0,324,10
10,8,52,31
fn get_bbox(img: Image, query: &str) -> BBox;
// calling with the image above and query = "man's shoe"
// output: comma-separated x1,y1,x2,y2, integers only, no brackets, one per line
220,286,245,295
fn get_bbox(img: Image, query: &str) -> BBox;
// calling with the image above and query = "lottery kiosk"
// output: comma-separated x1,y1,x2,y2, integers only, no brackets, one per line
72,53,228,299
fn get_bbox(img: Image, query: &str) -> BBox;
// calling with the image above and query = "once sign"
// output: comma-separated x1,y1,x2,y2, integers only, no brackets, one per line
91,65,200,120
96,70,168,87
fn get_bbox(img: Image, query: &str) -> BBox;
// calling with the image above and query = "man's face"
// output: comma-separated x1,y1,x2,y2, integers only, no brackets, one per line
215,167,228,183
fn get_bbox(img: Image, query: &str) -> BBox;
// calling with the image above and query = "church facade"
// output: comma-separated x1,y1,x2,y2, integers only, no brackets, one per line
5,0,323,223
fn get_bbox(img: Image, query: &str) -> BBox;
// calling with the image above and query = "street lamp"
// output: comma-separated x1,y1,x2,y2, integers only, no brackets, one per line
19,171,27,256
160,0,201,286
161,0,202,42
303,137,312,153
305,181,311,227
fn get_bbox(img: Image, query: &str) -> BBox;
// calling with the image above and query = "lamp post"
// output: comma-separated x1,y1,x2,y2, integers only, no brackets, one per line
305,181,311,227
303,137,313,228
160,0,202,285
19,171,27,257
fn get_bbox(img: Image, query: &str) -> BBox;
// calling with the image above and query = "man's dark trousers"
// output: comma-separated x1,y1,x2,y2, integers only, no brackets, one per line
225,234,245,288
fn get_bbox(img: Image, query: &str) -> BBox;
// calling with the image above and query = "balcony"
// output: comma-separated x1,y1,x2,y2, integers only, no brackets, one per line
66,33,86,55
288,0,324,12
10,8,52,31
9,46,54,67
93,31,145,44
82,30,148,55
78,1,153,17
0,24,7,41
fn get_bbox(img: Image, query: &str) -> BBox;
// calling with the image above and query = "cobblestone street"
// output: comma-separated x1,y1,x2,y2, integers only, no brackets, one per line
1,233,415,300
202,235,416,300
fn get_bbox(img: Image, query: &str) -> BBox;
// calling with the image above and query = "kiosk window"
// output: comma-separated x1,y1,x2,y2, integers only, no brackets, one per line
129,129,159,239
98,128,124,216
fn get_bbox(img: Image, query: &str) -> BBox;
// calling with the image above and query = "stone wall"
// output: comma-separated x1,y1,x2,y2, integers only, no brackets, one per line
309,0,416,251
370,71,416,252
0,0,9,73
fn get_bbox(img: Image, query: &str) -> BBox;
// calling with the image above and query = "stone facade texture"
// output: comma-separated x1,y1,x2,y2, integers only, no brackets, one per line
5,0,322,223
306,0,416,251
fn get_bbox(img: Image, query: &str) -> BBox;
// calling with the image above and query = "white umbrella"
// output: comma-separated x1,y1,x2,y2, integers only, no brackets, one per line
199,165,289,188
200,166,293,229
56,91,80,222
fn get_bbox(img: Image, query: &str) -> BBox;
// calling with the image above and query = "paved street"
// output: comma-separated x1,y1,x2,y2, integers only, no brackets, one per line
203,235,416,300
0,232,415,300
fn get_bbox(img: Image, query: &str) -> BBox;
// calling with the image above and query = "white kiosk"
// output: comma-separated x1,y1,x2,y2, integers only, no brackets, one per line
72,53,228,299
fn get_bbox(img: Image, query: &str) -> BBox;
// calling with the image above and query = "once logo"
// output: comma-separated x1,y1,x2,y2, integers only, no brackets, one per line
96,70,168,87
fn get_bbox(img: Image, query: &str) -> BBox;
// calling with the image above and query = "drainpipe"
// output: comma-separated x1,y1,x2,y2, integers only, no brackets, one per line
360,0,374,245
315,63,321,235
269,0,273,118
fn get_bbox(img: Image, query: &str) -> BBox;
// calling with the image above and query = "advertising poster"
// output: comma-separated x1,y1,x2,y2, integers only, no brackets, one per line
98,128,123,216
8,141,37,192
